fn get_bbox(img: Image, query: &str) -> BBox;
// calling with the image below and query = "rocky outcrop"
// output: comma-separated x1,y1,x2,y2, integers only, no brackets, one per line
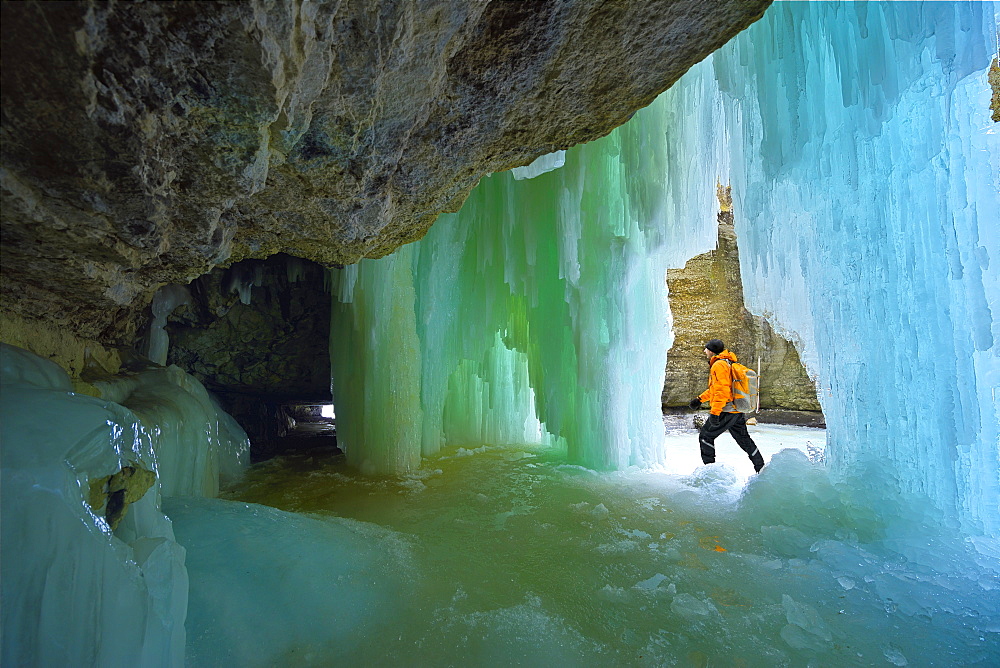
0,311,124,396
990,56,999,122
1,0,771,345
87,465,157,531
663,188,821,412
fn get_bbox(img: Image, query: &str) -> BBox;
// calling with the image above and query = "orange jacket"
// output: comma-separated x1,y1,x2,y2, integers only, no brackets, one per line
699,350,738,415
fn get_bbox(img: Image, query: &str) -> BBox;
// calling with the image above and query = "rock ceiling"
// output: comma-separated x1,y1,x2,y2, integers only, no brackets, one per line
1,0,770,342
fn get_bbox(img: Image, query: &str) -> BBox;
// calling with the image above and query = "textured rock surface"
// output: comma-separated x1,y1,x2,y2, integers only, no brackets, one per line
990,56,999,122
1,0,770,344
0,311,123,396
87,465,158,532
662,190,821,412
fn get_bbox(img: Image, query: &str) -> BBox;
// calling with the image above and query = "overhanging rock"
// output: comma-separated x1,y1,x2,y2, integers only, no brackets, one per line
1,0,771,343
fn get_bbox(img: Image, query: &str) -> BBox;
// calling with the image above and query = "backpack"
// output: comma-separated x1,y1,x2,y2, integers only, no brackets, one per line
726,360,759,413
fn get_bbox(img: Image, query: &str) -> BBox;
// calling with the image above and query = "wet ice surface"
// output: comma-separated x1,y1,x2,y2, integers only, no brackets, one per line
168,421,1000,667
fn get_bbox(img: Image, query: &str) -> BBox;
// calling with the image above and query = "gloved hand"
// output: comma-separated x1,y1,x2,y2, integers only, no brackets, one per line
688,397,703,410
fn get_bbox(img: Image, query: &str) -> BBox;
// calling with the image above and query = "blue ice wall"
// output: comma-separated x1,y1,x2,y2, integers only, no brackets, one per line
659,1,999,535
0,344,250,666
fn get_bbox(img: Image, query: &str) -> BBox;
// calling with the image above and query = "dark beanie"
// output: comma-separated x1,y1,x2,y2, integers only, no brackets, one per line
705,339,725,354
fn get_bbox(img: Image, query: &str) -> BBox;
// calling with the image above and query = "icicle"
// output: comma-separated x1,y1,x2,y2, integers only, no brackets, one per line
225,264,264,305
511,150,566,180
285,257,307,283
146,284,191,366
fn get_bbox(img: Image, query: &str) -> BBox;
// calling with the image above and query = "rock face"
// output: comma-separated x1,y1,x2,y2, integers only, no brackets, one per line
991,56,1000,122
1,0,771,344
87,465,157,532
662,189,821,412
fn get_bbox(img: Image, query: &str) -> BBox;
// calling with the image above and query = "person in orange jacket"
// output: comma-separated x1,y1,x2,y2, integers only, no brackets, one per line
688,339,765,472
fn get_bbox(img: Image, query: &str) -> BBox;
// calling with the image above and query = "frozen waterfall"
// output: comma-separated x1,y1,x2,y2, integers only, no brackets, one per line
1,1,998,666
657,0,1000,537
329,0,999,539
330,54,722,474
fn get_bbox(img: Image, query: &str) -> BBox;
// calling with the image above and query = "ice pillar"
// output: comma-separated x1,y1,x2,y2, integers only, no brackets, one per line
657,1,999,534
330,88,721,472
330,246,424,474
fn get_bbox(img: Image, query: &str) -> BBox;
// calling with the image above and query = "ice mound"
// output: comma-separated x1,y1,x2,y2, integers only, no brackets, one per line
95,365,249,496
1,344,253,667
164,497,416,667
738,449,872,539
0,344,186,666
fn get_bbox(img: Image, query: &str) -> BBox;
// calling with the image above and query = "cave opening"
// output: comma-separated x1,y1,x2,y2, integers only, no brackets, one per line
159,253,337,461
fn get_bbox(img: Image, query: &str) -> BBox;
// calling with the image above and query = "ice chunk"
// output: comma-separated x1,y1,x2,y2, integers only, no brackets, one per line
670,593,714,618
634,573,669,591
511,150,566,180
883,644,909,666
598,584,628,602
781,594,832,651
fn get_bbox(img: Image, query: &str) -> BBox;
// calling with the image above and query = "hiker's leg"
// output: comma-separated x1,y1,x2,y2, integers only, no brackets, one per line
698,415,731,465
729,414,765,472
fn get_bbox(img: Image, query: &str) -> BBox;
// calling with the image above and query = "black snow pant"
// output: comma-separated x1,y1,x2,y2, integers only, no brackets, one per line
699,412,765,472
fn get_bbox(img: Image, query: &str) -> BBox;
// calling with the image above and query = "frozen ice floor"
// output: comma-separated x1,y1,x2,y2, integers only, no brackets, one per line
660,414,826,482
167,421,1000,666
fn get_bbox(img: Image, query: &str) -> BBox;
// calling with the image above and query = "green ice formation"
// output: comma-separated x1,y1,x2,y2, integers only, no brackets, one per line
332,1,1000,545
330,92,721,474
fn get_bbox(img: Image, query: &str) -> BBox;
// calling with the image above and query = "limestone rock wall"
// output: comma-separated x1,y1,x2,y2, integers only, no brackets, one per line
0,312,123,396
663,200,821,412
1,0,771,344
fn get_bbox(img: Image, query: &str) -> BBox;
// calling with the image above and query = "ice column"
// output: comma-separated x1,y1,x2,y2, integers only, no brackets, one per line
146,284,191,366
330,247,424,474
658,1,999,534
330,88,721,472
